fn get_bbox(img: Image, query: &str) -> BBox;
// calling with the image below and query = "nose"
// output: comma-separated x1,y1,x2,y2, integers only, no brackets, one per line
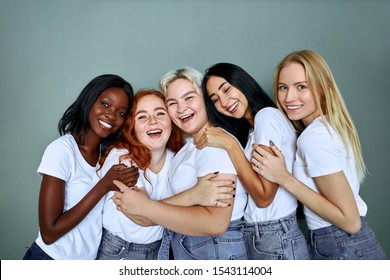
219,94,229,108
285,88,296,103
105,108,116,120
177,101,188,114
149,115,157,125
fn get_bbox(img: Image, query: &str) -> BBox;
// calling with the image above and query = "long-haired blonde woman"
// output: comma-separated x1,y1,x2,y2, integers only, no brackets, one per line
252,50,387,260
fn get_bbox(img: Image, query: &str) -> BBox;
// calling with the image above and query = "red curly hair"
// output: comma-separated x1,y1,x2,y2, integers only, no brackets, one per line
99,89,185,173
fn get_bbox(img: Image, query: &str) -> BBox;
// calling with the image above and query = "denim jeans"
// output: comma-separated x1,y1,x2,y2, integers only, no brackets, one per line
308,216,388,260
243,211,310,260
96,228,161,260
23,242,54,260
164,218,247,260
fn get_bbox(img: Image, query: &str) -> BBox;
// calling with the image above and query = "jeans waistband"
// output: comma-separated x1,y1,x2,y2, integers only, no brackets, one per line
244,211,298,234
102,228,161,249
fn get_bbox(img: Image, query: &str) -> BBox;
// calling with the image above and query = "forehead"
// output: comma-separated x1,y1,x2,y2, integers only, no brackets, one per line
166,78,195,98
136,94,165,110
279,62,306,81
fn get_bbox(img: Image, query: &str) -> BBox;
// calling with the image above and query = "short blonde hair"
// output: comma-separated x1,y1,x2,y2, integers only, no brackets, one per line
159,67,203,95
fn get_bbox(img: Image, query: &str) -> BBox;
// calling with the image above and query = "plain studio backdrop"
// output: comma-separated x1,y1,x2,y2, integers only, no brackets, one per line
0,0,389,260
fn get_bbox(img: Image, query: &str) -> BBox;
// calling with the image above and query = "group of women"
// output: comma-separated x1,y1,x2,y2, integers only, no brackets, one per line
23,50,387,260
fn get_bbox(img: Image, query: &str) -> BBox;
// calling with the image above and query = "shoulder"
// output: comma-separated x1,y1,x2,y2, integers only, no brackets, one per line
44,134,77,155
298,117,340,151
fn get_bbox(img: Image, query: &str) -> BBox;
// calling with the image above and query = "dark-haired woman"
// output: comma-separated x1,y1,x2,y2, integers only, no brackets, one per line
23,74,139,260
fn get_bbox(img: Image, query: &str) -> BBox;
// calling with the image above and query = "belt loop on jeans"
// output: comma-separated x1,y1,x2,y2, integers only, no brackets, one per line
279,216,289,234
254,222,260,239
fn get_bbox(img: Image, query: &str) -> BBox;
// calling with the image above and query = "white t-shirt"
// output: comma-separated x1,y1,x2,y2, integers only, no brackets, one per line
244,107,298,222
168,136,247,221
99,148,173,244
35,134,104,260
293,117,368,230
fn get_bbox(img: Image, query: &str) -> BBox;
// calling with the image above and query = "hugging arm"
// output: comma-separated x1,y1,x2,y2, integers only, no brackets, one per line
252,144,361,234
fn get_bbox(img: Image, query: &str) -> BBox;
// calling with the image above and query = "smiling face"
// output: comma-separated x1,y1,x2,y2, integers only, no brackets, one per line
134,94,172,152
277,62,319,127
206,76,249,120
165,78,208,140
88,87,129,139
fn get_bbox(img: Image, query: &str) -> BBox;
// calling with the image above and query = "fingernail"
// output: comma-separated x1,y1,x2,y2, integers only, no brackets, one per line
269,140,275,146
214,171,220,174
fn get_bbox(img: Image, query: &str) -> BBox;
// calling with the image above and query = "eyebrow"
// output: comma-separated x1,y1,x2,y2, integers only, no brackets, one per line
278,81,307,85
165,90,196,104
135,107,167,115
208,81,227,99
218,81,227,91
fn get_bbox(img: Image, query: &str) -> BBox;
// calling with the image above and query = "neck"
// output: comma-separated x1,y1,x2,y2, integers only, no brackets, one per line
149,148,167,174
192,121,211,143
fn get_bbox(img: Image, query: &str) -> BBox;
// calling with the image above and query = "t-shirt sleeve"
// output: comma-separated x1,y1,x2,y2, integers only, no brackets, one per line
299,127,343,177
196,146,237,177
37,139,74,182
253,108,284,147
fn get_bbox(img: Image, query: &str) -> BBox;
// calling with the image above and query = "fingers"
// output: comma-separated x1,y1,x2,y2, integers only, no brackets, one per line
113,179,128,192
214,200,231,208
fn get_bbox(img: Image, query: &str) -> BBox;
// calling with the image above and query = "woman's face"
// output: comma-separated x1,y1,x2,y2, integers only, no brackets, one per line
206,76,249,119
89,87,129,139
277,62,319,127
165,78,208,138
134,94,172,152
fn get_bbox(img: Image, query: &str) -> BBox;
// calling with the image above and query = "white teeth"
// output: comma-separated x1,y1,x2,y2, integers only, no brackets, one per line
287,105,302,110
228,102,238,112
147,129,162,135
99,120,112,128
180,114,192,120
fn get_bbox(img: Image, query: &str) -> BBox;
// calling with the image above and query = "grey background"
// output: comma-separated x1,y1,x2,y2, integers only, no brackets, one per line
1,0,389,259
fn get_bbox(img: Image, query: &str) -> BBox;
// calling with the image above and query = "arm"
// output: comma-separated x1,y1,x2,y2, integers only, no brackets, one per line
39,164,139,244
252,145,361,234
162,172,236,207
113,173,236,236
196,126,278,207
113,172,236,227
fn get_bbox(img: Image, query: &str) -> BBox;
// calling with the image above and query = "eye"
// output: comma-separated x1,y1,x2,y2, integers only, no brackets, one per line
137,114,147,120
156,111,166,116
222,86,230,93
101,101,109,107
211,98,219,104
297,85,306,90
184,95,194,101
166,101,176,107
278,85,287,91
118,111,126,117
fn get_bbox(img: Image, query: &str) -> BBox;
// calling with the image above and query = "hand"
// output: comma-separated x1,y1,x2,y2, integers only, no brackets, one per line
191,173,236,207
112,180,150,217
251,144,290,185
196,126,234,150
101,164,139,192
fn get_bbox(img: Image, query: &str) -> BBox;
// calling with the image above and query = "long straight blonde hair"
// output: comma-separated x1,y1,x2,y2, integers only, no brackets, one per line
274,50,367,182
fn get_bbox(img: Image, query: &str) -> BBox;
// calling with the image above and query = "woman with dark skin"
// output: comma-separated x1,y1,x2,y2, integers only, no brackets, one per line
23,74,139,260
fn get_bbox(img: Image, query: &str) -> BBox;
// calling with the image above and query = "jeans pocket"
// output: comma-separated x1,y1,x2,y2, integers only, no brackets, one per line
251,231,283,260
179,236,217,260
97,237,124,259
311,235,342,260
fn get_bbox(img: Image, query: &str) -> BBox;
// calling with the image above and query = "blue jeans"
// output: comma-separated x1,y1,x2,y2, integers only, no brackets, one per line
308,216,387,260
164,218,248,260
23,242,54,260
243,211,310,260
96,228,161,260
